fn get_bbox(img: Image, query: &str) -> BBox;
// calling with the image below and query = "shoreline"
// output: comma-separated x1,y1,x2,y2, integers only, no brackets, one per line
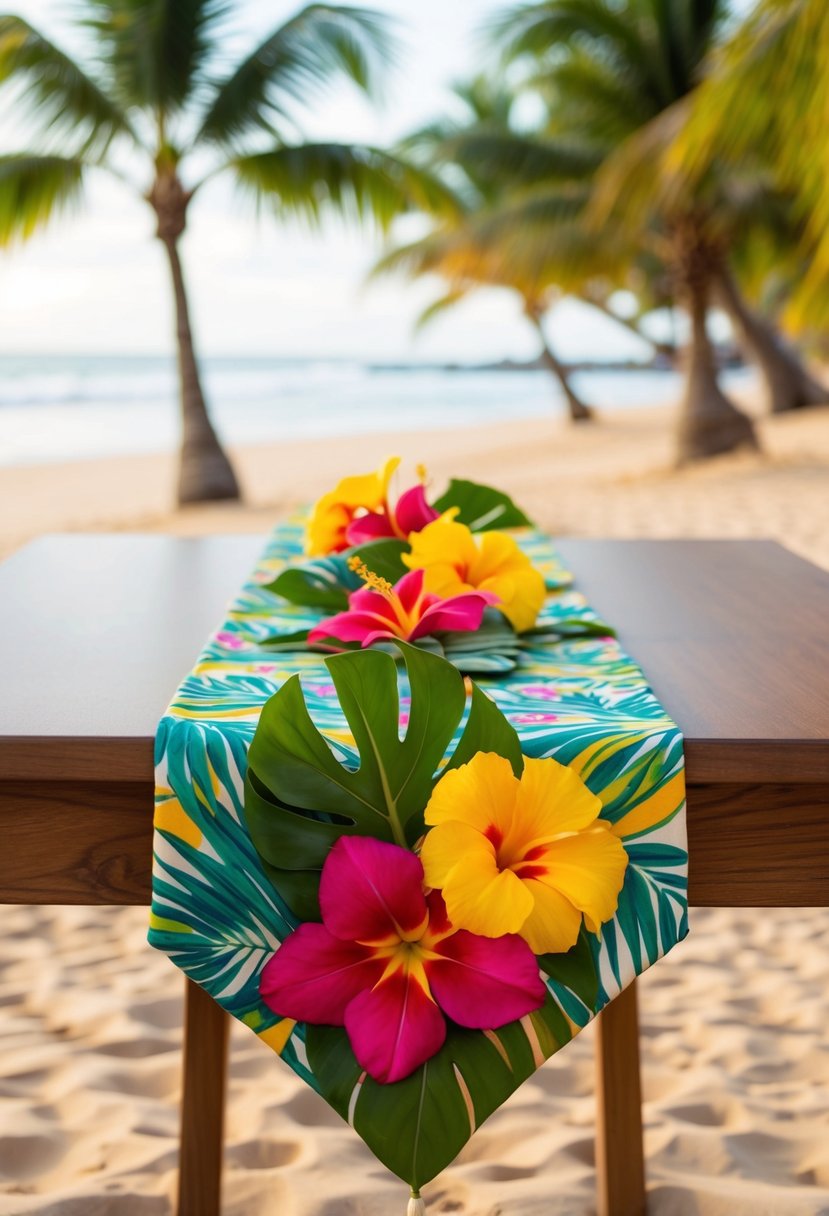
4,401,829,569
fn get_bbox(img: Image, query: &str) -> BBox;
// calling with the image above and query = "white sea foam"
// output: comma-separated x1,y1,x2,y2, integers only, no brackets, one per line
0,354,756,466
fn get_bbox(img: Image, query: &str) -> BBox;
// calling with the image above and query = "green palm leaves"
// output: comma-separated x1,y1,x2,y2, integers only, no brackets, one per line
244,640,522,918
196,4,394,148
677,0,829,328
0,155,84,243
0,1,448,503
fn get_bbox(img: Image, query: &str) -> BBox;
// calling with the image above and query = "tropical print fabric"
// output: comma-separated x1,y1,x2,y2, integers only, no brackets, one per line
148,513,688,1169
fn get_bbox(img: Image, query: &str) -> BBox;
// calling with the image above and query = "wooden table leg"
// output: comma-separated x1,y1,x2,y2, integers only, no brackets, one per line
595,978,646,1216
177,978,230,1216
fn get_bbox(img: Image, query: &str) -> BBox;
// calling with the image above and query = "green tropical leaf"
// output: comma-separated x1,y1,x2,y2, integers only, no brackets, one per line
0,16,135,155
0,155,85,245
85,0,227,112
196,4,397,147
538,923,599,1010
230,142,459,229
439,609,522,672
265,555,355,611
433,477,533,530
244,641,523,917
265,538,409,610
306,993,571,1188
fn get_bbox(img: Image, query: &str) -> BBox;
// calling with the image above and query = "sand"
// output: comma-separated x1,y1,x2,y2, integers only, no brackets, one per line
1,398,828,1215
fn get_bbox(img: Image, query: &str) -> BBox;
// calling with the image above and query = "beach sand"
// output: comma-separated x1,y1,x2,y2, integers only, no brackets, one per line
1,399,828,1215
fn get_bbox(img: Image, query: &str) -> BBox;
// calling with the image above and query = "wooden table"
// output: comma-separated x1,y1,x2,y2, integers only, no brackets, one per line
1,534,827,1216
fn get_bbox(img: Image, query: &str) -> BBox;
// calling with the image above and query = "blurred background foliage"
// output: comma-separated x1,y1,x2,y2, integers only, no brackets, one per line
1,0,827,498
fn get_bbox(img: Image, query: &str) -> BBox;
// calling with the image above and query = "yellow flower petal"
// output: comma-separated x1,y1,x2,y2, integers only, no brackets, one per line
519,880,583,955
404,517,545,631
539,824,628,932
515,755,603,841
424,752,518,833
420,819,486,887
441,853,534,938
402,517,479,582
306,457,400,555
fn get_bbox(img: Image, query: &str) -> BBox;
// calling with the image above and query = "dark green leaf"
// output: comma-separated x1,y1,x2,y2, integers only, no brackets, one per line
231,142,460,229
0,155,85,246
538,924,600,1011
445,684,523,777
264,539,408,610
258,628,312,650
245,641,467,874
307,993,570,1188
265,555,352,610
245,641,522,914
433,478,533,530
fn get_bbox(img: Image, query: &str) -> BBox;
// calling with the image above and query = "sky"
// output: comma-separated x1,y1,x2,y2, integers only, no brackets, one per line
0,0,649,362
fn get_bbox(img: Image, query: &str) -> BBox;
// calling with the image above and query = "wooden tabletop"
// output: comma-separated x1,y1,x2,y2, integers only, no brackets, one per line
1,534,827,907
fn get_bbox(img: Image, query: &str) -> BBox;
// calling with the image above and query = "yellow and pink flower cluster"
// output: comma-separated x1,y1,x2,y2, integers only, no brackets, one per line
261,752,628,1084
257,462,629,1087
306,456,546,648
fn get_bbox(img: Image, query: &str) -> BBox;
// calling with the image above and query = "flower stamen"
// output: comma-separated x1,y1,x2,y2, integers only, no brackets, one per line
346,556,394,596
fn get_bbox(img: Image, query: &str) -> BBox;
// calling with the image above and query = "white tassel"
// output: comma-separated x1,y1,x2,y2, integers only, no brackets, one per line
407,1193,426,1215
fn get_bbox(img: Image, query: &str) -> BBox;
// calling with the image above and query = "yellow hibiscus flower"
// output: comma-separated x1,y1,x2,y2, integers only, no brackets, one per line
420,752,628,955
306,457,399,555
402,516,545,632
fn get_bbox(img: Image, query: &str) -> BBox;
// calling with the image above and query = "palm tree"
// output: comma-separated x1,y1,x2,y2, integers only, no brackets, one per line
375,215,595,421
0,4,450,503
677,0,829,334
375,78,597,420
482,0,766,464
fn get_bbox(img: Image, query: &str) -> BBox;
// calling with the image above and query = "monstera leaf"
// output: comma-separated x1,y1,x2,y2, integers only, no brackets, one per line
264,538,409,610
433,478,533,531
306,993,573,1190
244,641,522,919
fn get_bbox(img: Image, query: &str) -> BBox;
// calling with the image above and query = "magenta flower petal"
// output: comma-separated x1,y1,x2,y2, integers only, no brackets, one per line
259,923,385,1024
320,836,429,945
345,969,447,1083
394,485,440,537
426,929,546,1030
308,609,395,645
409,592,495,640
394,567,426,614
345,511,396,546
347,587,399,617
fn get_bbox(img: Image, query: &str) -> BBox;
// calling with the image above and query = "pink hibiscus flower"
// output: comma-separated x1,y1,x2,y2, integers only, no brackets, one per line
260,836,546,1084
346,482,439,548
307,566,497,649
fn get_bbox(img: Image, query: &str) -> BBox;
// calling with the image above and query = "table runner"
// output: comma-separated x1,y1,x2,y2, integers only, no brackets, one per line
149,509,687,1205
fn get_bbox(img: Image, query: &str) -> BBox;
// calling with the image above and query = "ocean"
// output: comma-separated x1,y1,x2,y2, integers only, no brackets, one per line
0,354,756,467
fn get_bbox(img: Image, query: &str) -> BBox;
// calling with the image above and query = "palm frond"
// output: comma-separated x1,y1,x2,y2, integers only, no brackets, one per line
84,0,228,114
447,130,601,187
0,15,135,155
228,143,459,229
196,4,397,148
490,0,674,112
415,288,470,331
0,154,85,245
589,101,690,230
675,0,829,329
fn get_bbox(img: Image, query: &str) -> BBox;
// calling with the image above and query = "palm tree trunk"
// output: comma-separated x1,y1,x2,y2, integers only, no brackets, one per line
676,274,759,465
526,309,593,422
714,266,829,413
160,234,241,504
